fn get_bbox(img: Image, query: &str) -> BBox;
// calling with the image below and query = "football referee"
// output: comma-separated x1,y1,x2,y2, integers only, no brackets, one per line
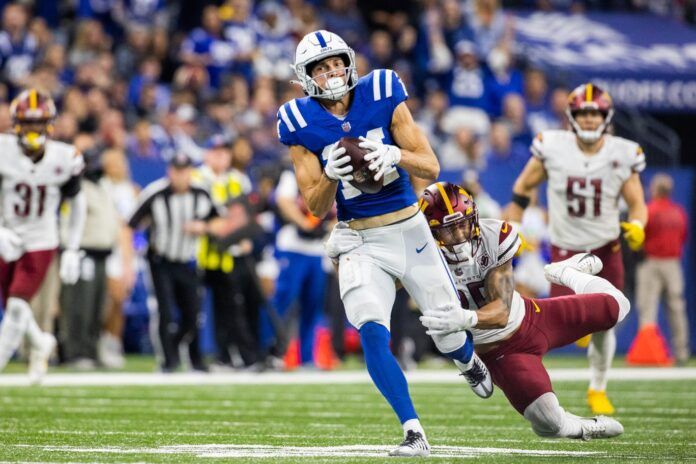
128,153,219,372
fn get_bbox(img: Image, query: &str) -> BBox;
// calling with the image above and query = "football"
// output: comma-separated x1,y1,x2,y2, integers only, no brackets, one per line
337,136,384,194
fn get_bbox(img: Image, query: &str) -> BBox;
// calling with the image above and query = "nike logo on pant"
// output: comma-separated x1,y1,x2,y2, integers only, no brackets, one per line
416,243,428,253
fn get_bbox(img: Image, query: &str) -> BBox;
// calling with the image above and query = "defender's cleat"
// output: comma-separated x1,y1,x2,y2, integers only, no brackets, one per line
544,253,603,286
389,430,430,457
587,389,615,415
28,332,56,385
580,416,624,440
461,353,494,399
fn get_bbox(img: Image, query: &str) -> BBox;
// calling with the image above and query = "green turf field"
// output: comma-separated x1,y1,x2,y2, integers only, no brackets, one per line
1,360,695,463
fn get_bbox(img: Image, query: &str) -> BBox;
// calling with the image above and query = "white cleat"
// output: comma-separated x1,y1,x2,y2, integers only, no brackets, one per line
544,253,603,286
388,430,430,457
28,332,56,385
461,353,494,399
580,416,624,441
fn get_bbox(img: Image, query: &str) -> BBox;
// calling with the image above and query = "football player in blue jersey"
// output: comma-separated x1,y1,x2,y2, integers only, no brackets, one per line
277,30,492,457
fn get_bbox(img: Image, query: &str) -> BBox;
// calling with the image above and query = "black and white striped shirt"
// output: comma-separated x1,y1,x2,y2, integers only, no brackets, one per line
128,178,218,262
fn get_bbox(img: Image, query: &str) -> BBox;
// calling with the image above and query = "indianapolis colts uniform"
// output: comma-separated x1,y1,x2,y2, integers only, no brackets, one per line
277,69,469,354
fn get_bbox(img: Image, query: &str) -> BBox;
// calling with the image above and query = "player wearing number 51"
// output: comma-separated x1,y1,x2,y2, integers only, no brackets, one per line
0,89,87,384
277,30,490,457
504,83,648,416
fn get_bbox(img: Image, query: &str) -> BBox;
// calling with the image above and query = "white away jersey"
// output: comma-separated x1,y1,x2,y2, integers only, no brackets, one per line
531,131,646,250
447,219,525,344
0,134,84,252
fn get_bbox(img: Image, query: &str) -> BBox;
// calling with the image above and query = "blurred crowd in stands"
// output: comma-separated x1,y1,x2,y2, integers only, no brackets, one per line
0,0,691,372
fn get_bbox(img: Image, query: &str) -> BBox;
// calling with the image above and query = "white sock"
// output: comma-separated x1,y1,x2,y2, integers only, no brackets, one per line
0,298,30,370
560,270,631,322
8,297,43,346
559,268,603,294
588,328,616,391
523,392,583,438
402,418,425,437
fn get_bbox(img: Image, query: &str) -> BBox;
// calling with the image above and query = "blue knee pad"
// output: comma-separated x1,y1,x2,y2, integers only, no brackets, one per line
359,322,417,424
441,330,474,364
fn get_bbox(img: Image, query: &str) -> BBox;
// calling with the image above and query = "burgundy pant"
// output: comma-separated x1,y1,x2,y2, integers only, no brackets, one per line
550,239,624,297
479,294,619,415
0,249,56,305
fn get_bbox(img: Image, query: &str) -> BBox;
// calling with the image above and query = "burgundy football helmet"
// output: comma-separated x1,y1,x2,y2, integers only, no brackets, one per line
420,182,480,261
10,88,57,155
565,83,614,144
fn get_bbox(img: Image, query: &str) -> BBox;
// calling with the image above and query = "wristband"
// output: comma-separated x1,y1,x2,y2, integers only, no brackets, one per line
511,193,531,210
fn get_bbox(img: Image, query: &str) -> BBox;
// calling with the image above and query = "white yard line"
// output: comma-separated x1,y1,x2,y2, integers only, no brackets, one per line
15,444,605,459
1,368,696,387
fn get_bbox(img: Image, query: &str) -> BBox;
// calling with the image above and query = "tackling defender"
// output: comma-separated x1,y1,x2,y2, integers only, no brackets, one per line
0,89,86,383
414,182,627,439
277,30,489,456
505,83,647,414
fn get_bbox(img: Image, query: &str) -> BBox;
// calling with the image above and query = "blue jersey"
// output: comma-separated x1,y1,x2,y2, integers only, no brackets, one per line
277,69,417,221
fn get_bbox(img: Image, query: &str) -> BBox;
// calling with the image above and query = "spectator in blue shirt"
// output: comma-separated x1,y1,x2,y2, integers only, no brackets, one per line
180,5,234,90
254,2,296,80
485,46,523,117
221,0,257,82
0,3,38,90
447,40,493,112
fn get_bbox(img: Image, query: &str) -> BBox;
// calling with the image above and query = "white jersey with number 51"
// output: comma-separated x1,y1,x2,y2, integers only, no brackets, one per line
531,130,646,250
0,133,84,252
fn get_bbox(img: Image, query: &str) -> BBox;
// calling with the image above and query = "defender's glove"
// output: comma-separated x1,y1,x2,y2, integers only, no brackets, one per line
620,220,645,251
324,222,363,260
419,303,478,335
359,136,402,181
59,249,83,285
324,142,353,182
0,227,23,263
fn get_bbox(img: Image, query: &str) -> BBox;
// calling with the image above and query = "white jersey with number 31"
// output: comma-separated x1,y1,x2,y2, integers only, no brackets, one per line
0,133,84,252
531,131,646,250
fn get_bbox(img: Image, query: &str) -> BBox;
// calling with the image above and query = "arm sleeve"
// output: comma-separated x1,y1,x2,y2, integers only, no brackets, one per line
60,175,82,198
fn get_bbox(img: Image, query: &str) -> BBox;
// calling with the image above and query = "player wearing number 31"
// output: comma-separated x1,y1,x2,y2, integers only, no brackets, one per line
0,89,87,384
277,30,489,457
504,83,648,415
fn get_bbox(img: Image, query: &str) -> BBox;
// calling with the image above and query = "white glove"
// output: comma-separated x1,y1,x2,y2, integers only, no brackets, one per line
324,222,363,260
0,227,23,262
359,136,402,181
419,303,478,335
59,249,83,285
324,142,353,182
